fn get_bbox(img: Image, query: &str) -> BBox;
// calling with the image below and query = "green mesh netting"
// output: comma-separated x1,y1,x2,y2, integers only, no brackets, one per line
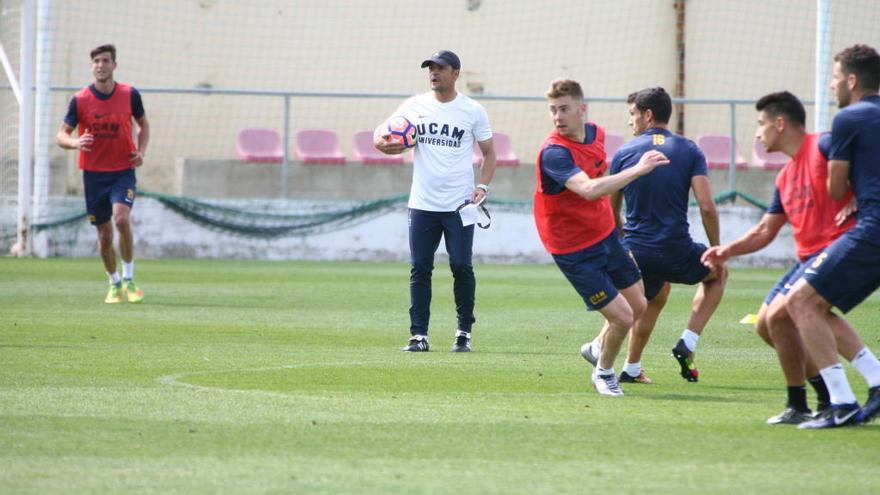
688,191,768,210
146,191,408,237
12,191,533,240
2,190,764,249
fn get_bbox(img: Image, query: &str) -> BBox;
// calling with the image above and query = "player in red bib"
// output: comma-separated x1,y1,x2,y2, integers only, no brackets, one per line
702,91,880,425
534,79,669,396
56,44,150,304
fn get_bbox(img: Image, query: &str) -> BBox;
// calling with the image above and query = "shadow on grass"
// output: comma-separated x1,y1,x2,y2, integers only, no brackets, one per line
472,350,583,357
0,344,88,349
708,384,779,393
143,300,278,310
635,393,745,403
853,423,880,433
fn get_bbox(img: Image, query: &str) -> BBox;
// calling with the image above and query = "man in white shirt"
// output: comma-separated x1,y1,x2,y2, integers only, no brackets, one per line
375,50,497,352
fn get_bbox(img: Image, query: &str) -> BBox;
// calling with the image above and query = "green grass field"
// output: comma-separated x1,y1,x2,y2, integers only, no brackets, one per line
1,258,878,494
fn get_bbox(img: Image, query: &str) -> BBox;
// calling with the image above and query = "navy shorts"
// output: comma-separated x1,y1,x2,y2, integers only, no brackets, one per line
83,169,137,225
552,231,642,311
763,260,805,305
627,241,711,300
801,225,880,313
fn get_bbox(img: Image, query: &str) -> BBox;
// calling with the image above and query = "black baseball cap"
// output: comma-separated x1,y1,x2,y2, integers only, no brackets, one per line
420,50,461,70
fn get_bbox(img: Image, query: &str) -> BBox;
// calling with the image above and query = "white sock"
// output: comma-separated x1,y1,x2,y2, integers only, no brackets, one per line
122,261,134,280
623,361,641,377
596,366,614,377
108,271,121,285
850,347,880,388
819,363,858,405
455,330,470,338
681,329,699,352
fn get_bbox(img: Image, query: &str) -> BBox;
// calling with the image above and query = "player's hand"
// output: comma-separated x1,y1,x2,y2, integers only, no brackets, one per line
700,245,729,274
375,134,406,155
634,150,670,175
835,197,857,226
373,125,406,155
130,150,145,168
470,187,487,205
77,131,94,152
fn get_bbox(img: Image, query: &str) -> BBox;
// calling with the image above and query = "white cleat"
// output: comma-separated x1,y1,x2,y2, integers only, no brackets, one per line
580,342,599,367
592,372,624,396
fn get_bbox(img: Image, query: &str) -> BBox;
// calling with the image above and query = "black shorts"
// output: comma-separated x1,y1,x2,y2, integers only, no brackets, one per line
83,169,136,225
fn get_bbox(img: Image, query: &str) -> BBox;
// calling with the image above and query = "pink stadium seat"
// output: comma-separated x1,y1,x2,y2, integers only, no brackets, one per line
352,130,404,165
605,133,625,161
751,137,789,170
236,128,283,163
294,129,346,165
696,134,748,170
472,132,520,166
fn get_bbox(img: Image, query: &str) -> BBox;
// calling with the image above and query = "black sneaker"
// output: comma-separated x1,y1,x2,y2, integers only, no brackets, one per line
815,401,832,416
861,385,880,423
402,335,429,352
766,406,813,425
618,369,653,384
671,339,699,382
797,402,862,429
451,330,471,352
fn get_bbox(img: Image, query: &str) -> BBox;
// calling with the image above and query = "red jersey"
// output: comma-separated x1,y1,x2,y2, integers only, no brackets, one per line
74,83,137,172
774,133,855,260
533,124,616,254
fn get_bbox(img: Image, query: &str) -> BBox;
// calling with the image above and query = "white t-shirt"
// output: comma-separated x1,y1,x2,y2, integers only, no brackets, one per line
394,92,492,211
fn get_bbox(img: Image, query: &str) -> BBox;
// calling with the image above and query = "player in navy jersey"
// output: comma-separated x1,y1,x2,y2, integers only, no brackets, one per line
702,91,880,425
56,44,149,304
609,87,726,384
786,44,880,428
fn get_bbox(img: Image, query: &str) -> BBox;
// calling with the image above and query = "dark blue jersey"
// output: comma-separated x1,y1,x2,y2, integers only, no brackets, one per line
767,188,783,214
829,94,880,221
539,123,600,195
64,84,144,127
610,128,707,249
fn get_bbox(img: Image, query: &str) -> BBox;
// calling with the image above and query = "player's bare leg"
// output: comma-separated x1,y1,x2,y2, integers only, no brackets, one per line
828,313,868,361
787,278,862,428
622,282,669,383
763,294,816,424
766,295,807,388
96,221,123,303
760,296,867,419
596,298,633,370
590,283,646,395
113,203,143,303
755,303,773,347
685,267,727,335
96,221,116,274
672,267,727,382
114,203,134,264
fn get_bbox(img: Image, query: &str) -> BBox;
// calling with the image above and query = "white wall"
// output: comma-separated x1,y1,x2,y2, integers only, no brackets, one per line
23,198,795,268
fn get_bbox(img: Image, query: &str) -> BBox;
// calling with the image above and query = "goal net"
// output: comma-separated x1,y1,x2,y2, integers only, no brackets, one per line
1,0,878,255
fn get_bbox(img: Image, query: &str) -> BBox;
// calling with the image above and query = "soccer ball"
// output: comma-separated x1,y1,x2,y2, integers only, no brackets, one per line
386,116,418,148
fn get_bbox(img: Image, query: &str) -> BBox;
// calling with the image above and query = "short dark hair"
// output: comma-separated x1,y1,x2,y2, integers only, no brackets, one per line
90,44,116,62
834,44,880,92
627,87,672,124
546,78,584,101
755,91,806,127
